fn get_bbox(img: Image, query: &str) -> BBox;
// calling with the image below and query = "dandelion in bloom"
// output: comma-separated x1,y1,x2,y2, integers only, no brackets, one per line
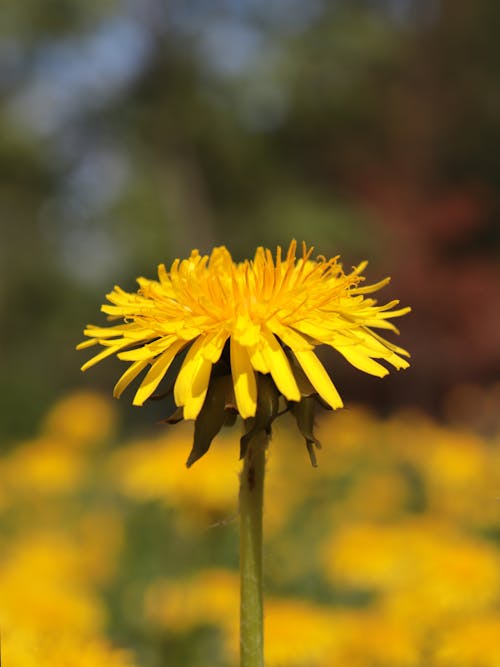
78,241,410,465
77,246,410,667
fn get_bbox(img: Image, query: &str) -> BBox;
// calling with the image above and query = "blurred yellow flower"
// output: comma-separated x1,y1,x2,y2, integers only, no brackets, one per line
42,390,117,447
7,387,500,667
256,599,348,667
421,429,494,525
146,568,421,667
0,393,119,501
145,569,352,667
145,568,239,632
324,521,416,590
261,418,317,532
341,469,410,521
0,533,105,634
3,628,136,667
210,599,337,667
434,616,500,667
382,408,439,468
110,425,239,517
324,519,500,622
76,510,124,582
314,405,381,460
1,436,87,496
318,611,420,667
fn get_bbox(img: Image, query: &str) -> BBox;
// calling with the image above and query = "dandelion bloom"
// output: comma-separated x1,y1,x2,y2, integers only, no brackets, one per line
78,241,410,464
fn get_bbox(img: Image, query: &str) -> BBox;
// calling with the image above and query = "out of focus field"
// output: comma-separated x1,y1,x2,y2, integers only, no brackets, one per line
2,386,500,667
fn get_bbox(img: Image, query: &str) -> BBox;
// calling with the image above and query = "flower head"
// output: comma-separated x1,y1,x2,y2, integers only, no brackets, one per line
78,241,410,464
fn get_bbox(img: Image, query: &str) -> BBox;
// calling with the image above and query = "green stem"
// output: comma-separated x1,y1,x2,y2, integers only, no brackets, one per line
240,431,266,667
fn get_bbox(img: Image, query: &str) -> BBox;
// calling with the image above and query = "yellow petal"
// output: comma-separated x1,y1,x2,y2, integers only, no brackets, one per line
80,341,132,371
200,329,229,362
294,319,341,343
385,353,410,370
101,304,144,316
183,356,213,420
350,276,390,294
248,345,270,374
230,338,257,418
174,337,205,407
234,315,261,347
293,348,343,409
362,319,399,332
378,305,411,318
357,328,410,358
83,323,148,339
268,319,313,351
335,345,389,377
118,337,176,361
113,359,149,398
133,340,186,406
261,328,301,402
174,331,227,420
158,263,168,283
76,339,98,350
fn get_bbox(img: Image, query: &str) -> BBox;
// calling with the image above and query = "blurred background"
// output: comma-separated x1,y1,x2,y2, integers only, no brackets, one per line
2,0,500,440
2,1,500,666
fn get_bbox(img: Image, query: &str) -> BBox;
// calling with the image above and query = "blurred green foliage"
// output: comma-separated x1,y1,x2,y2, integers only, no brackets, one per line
1,0,499,441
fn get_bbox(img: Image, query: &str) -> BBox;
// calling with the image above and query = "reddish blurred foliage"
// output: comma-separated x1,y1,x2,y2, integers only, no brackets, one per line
444,382,500,437
354,170,500,410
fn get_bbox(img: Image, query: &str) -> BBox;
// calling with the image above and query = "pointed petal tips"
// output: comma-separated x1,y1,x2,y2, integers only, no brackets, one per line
293,349,344,410
132,341,185,406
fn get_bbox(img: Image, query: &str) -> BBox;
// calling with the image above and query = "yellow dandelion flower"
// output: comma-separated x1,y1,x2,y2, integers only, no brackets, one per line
145,568,239,632
342,469,411,521
257,599,349,667
1,436,87,496
42,391,117,448
3,628,136,667
79,241,409,464
434,616,500,667
109,425,239,518
421,429,493,525
324,519,500,623
145,569,353,667
76,510,124,583
323,610,420,667
146,568,420,667
0,533,105,634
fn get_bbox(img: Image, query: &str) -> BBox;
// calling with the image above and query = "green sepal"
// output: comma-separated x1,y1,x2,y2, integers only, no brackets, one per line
287,350,316,397
224,408,238,427
186,375,233,467
290,395,322,467
161,406,184,424
240,374,279,459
